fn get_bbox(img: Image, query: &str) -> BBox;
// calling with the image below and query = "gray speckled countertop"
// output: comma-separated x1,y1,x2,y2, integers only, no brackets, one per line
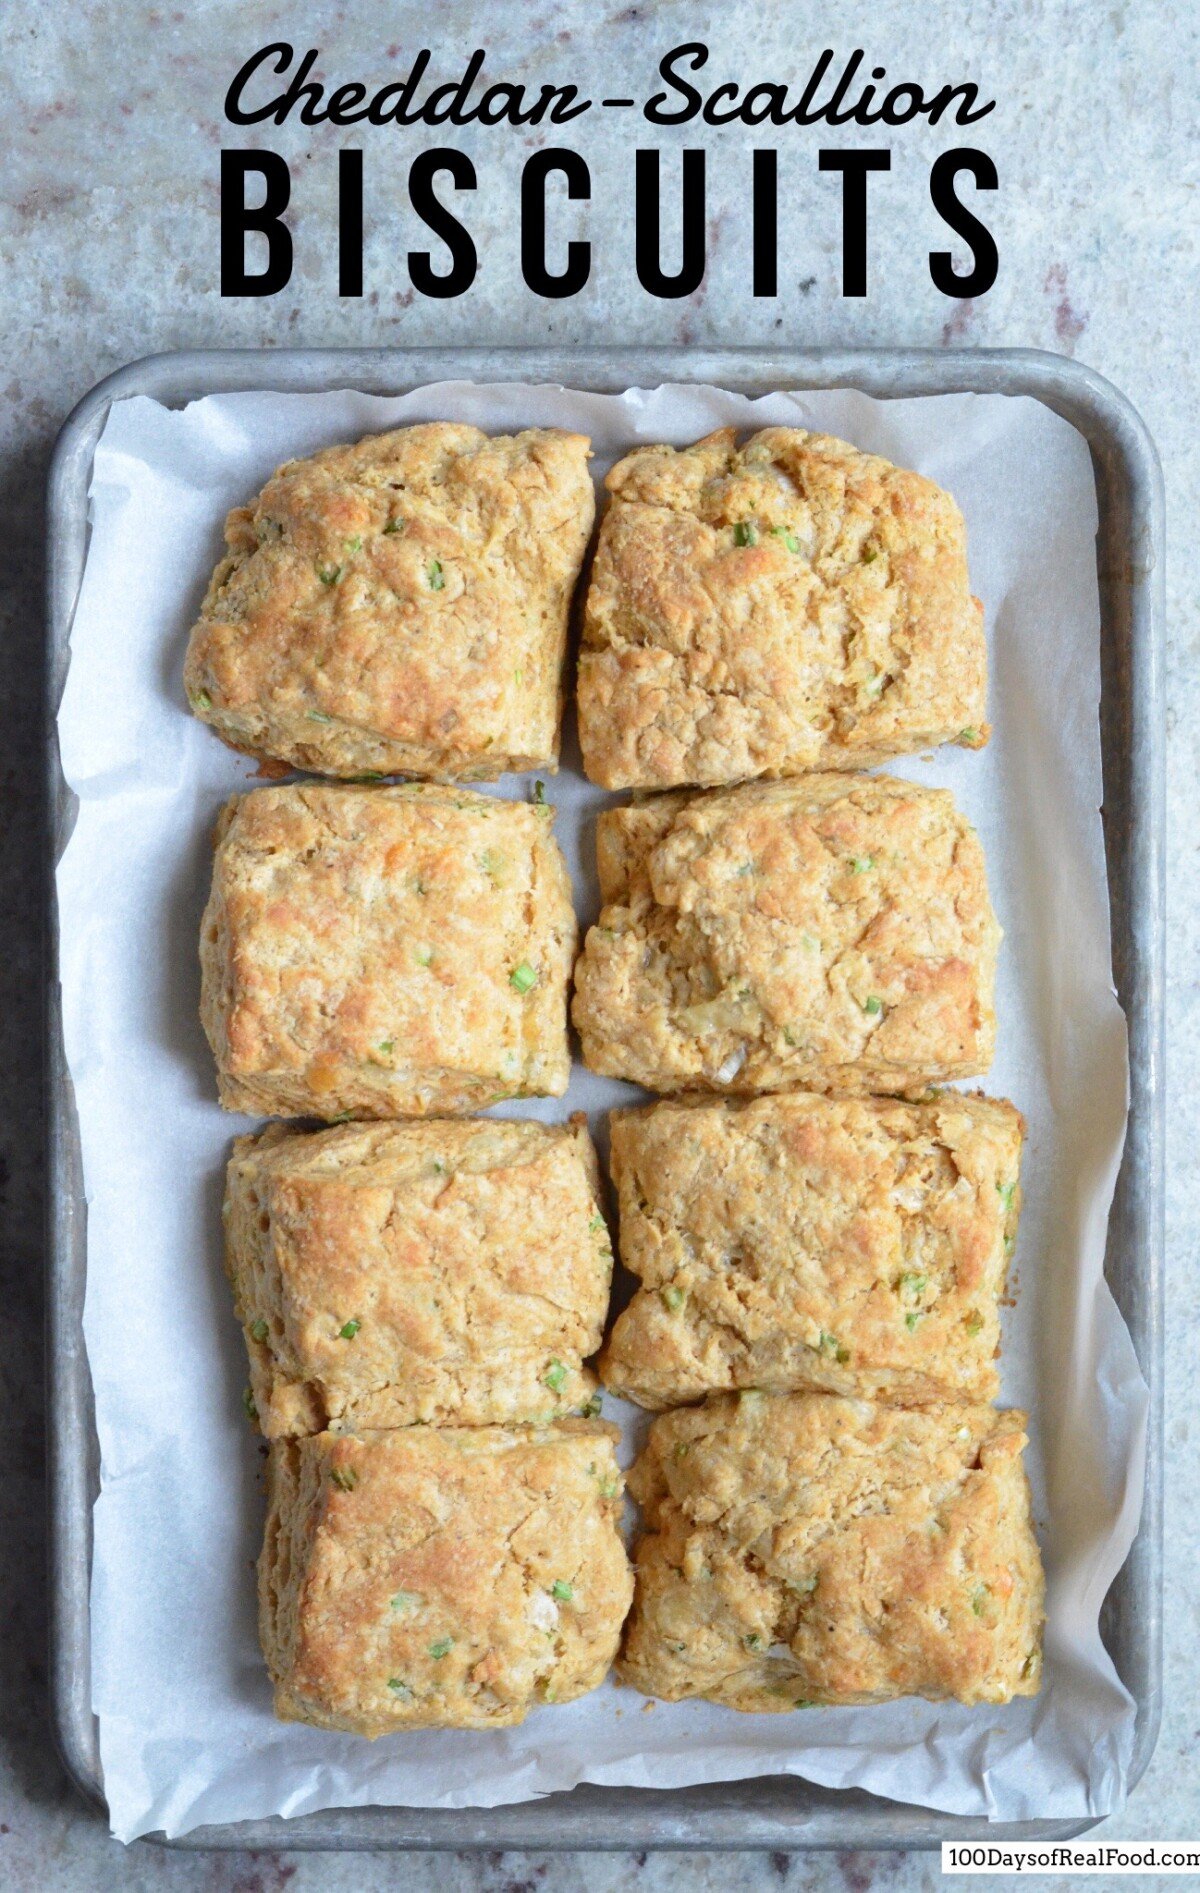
1,1,1194,1885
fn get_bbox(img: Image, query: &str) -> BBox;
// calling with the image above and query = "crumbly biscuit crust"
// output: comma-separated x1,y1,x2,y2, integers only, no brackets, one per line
226,1117,612,1433
578,426,987,789
200,783,576,1118
259,1423,633,1734
184,423,594,779
572,775,999,1097
619,1393,1044,1710
601,1092,1023,1409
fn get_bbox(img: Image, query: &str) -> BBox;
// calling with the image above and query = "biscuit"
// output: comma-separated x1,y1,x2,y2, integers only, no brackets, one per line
601,1092,1023,1409
619,1393,1044,1710
577,426,987,789
200,783,576,1119
572,776,999,1097
227,1116,612,1434
259,1423,633,1734
184,423,595,779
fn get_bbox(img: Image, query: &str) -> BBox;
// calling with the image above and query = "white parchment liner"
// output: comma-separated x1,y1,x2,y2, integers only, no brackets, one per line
56,381,1145,1841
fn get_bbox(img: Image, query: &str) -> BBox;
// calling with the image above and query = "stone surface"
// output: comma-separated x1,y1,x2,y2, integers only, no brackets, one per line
0,0,1194,1884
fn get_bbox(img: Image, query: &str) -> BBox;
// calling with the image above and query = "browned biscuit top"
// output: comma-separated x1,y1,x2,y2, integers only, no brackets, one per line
259,1423,632,1734
619,1392,1044,1710
227,1116,612,1433
601,1091,1023,1409
573,775,999,1098
578,426,987,789
200,782,576,1120
184,422,594,779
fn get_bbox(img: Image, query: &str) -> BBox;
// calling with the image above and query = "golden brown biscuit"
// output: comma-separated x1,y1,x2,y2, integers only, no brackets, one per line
200,783,576,1119
227,1116,613,1434
259,1423,633,1734
577,426,987,790
572,776,999,1098
601,1092,1023,1409
184,422,595,779
619,1393,1044,1711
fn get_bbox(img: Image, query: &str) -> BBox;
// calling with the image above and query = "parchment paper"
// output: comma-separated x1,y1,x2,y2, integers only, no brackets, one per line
56,380,1146,1842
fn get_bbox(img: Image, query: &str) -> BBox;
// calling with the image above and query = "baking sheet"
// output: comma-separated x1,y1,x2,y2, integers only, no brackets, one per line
55,380,1146,1843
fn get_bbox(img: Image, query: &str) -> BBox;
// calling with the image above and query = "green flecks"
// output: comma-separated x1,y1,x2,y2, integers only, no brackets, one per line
544,1359,568,1394
744,1631,764,1650
330,1111,354,1123
997,1179,1018,1212
793,1698,816,1709
788,1573,820,1597
768,526,801,553
864,672,886,697
861,545,878,564
533,779,546,804
387,1678,414,1701
509,960,538,994
390,1590,423,1613
964,1311,984,1338
242,1385,258,1421
355,772,385,783
338,1319,361,1340
818,1331,850,1364
732,521,759,547
250,1318,269,1344
193,688,212,711
1003,1232,1016,1256
862,995,883,1017
383,517,404,535
971,1584,991,1616
414,945,433,967
426,559,445,590
673,1441,690,1461
598,1476,620,1499
735,860,757,877
378,1038,395,1055
330,1466,358,1491
428,1638,453,1660
661,1285,685,1312
898,1272,928,1302
959,726,979,743
307,709,333,722
904,1310,926,1332
551,1580,574,1603
316,560,342,586
513,665,524,686
587,1212,607,1236
344,534,362,555
480,847,508,885
580,1393,603,1419
848,854,875,874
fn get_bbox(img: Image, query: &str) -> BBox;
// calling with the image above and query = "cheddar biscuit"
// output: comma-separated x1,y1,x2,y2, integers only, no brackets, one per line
227,1116,612,1435
259,1423,633,1734
601,1092,1023,1409
619,1393,1044,1711
572,776,999,1097
200,783,575,1119
184,422,595,779
577,426,987,789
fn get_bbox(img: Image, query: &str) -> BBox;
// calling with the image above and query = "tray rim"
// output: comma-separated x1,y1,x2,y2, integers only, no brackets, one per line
44,343,1165,1852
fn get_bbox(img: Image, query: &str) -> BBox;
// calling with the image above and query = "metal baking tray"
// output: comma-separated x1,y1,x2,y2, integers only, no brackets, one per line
45,347,1165,1851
